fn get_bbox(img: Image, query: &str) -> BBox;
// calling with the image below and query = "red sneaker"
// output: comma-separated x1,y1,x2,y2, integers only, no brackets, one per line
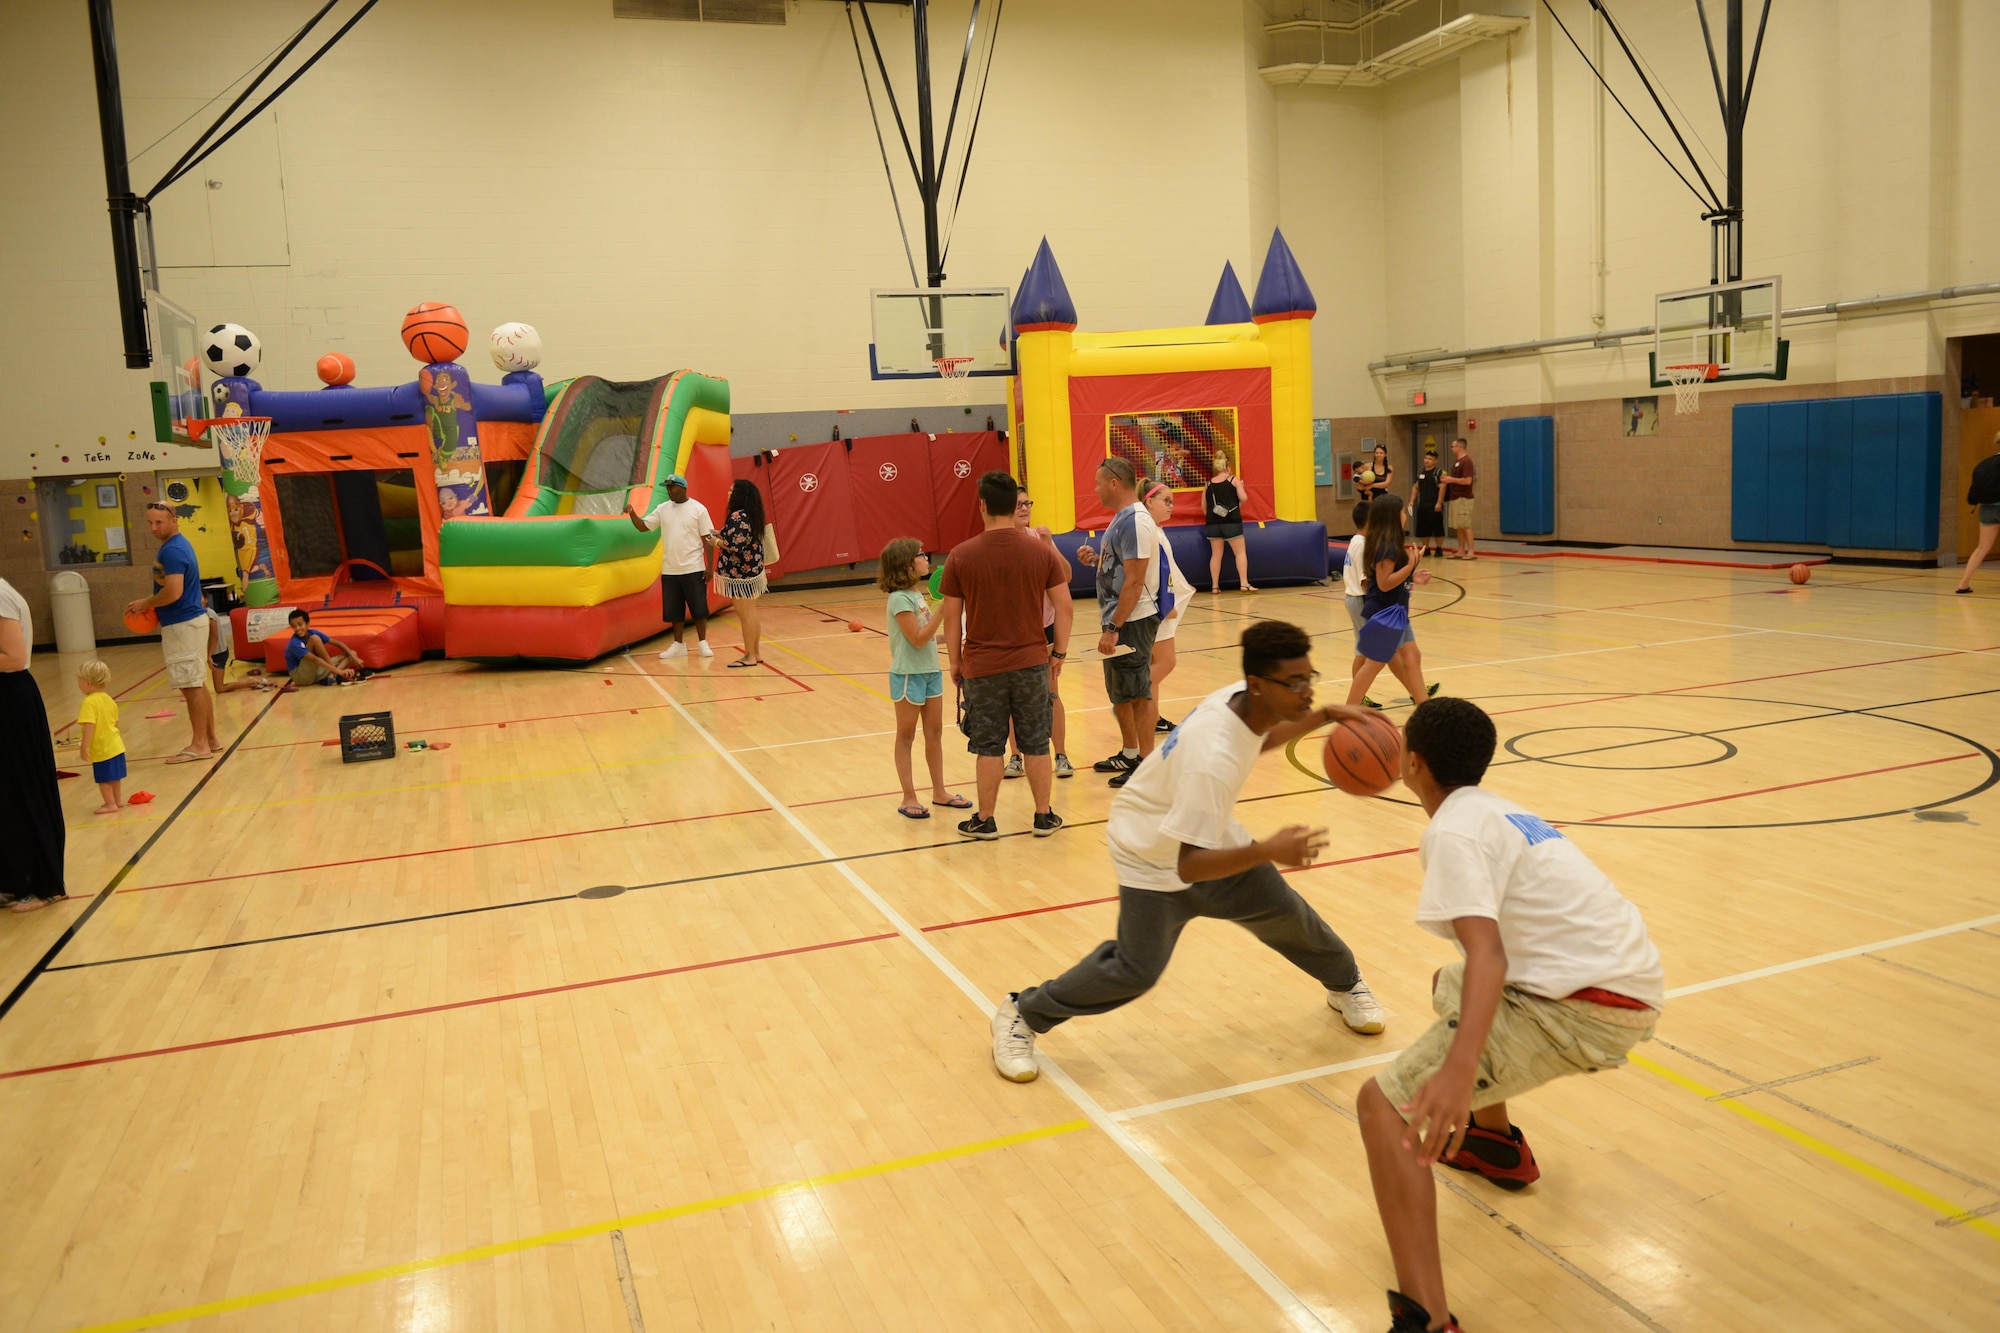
1387,1290,1464,1331
1440,1120,1540,1191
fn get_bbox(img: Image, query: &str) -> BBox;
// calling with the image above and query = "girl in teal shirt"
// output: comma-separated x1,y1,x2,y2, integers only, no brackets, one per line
880,537,972,820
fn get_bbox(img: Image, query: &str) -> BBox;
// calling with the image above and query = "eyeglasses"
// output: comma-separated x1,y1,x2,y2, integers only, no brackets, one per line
1252,671,1319,696
1016,499,1034,508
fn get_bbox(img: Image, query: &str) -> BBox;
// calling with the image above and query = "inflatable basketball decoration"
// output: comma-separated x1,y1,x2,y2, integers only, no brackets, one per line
401,303,469,364
1324,712,1402,797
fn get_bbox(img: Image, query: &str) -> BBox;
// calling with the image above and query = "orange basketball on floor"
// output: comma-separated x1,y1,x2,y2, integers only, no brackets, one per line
401,302,469,365
847,621,864,632
1323,712,1402,797
123,605,159,635
1789,563,1811,585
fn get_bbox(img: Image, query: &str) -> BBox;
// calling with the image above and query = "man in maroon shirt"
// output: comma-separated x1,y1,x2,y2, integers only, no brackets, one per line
942,471,1075,840
1442,437,1477,561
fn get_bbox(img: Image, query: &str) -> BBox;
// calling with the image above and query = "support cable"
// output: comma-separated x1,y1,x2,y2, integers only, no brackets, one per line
128,14,327,167
940,0,1002,267
150,0,380,200
1543,0,1717,211
1693,0,1728,125
854,1,923,188
1587,0,1722,208
935,0,980,178
846,2,921,286
1741,0,1773,117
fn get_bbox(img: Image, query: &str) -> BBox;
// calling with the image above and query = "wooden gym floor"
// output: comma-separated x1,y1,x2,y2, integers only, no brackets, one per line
4,558,1998,1332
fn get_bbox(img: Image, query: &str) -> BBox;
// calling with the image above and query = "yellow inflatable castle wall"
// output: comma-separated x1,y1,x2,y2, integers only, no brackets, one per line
1010,230,1317,535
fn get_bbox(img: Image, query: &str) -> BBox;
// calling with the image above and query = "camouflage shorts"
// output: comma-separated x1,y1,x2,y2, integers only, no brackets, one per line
960,664,1053,758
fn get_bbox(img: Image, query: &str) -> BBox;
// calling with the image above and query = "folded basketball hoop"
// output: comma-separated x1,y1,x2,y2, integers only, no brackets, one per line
1662,363,1718,415
188,416,273,493
935,355,975,403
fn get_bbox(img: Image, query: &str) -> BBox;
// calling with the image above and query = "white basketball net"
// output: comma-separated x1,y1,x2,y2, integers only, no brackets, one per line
1662,364,1715,416
208,416,273,491
936,356,974,404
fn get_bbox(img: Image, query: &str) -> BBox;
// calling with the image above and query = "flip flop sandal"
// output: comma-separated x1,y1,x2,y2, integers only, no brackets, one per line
934,793,973,809
897,803,931,819
165,750,212,765
727,659,763,668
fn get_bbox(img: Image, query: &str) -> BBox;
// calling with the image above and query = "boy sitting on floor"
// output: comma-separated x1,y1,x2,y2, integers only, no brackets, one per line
285,610,366,686
1359,697,1663,1333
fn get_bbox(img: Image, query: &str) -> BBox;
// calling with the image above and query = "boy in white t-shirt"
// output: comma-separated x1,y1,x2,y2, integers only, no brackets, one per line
626,474,718,660
1360,697,1663,1333
989,621,1388,1082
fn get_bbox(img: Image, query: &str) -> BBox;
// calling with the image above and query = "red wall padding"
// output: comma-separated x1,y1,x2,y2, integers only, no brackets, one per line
846,433,940,556
1067,370,1273,531
765,441,863,570
928,431,1010,552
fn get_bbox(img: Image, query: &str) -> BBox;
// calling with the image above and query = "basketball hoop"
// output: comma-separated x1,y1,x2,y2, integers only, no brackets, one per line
935,355,975,403
189,416,273,493
1662,364,1718,415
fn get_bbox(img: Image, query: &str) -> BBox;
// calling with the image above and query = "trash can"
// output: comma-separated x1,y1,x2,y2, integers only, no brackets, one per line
49,571,95,655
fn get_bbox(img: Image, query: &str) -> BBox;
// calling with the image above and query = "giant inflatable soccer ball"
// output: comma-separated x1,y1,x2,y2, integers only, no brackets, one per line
489,321,542,373
203,323,262,378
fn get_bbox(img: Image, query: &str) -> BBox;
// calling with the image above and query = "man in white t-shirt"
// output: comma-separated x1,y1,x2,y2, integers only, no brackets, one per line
989,620,1388,1083
626,473,717,660
1360,696,1663,1333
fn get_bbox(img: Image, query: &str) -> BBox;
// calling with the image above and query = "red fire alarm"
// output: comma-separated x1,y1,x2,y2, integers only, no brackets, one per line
1466,416,1478,430
1409,390,1428,406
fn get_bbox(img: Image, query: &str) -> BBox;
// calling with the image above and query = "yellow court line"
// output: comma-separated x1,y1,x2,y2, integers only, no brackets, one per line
766,639,894,703
71,1118,1091,1333
1629,1053,2000,1242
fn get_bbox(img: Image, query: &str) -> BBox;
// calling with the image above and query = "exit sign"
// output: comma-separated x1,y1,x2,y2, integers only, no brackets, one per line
1409,390,1428,406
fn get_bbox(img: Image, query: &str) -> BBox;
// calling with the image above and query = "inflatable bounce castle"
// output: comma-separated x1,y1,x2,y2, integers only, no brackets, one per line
1008,229,1329,587
201,307,733,666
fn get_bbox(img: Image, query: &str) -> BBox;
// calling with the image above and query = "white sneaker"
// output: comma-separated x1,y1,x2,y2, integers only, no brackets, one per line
991,995,1040,1082
697,641,714,658
1328,977,1385,1034
1003,754,1024,779
659,642,687,660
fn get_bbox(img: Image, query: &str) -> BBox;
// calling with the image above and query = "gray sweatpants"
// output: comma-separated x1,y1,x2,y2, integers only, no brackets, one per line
1013,864,1361,1034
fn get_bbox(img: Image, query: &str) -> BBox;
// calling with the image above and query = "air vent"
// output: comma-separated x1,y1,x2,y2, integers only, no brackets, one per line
613,0,786,23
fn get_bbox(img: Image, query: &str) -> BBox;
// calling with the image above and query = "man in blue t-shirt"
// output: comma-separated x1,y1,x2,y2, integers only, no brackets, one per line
125,502,218,763
284,610,363,686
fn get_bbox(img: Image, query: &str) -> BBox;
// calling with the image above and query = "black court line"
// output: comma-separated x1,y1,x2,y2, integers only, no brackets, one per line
36,785,1329,975
0,687,286,1022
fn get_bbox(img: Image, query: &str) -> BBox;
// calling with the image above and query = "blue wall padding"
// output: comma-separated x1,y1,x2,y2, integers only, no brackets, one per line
1732,392,1939,549
1046,519,1329,599
1498,416,1556,535
250,375,546,433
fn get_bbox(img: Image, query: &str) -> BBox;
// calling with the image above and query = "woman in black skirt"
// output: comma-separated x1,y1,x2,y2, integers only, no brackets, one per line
1203,464,1257,592
0,577,67,912
1409,445,1446,558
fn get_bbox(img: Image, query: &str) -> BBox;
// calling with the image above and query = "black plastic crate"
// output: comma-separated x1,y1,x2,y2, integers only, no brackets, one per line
338,711,396,763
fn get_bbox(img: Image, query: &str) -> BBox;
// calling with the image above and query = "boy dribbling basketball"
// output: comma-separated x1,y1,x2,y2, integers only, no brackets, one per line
1360,697,1663,1333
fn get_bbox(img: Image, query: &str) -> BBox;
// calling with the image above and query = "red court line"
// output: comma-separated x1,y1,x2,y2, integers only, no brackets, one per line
1482,549,1829,570
121,805,775,892
0,931,898,1081
922,895,1121,932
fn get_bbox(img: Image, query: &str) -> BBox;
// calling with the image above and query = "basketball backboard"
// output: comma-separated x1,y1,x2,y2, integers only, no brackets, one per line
870,287,1013,379
1651,275,1787,386
147,290,207,445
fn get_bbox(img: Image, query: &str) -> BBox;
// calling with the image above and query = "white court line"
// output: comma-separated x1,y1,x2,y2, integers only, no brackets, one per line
624,655,1332,1333
724,690,1230,754
1421,629,1766,677
1455,590,2000,659
1109,911,2000,1122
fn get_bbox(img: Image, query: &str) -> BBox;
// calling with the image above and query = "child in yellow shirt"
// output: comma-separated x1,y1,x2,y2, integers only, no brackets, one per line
76,660,126,814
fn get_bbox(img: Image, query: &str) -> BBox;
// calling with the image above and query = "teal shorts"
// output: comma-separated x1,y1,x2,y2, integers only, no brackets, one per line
890,670,945,704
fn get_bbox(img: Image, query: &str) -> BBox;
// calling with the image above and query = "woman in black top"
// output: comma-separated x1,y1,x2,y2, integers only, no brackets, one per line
1355,443,1394,505
715,479,770,667
0,578,66,912
1409,447,1445,557
1203,464,1256,593
1344,494,1433,708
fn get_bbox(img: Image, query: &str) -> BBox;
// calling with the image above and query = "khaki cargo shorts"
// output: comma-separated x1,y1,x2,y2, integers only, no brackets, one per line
1376,960,1658,1114
1445,497,1476,531
159,617,209,691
